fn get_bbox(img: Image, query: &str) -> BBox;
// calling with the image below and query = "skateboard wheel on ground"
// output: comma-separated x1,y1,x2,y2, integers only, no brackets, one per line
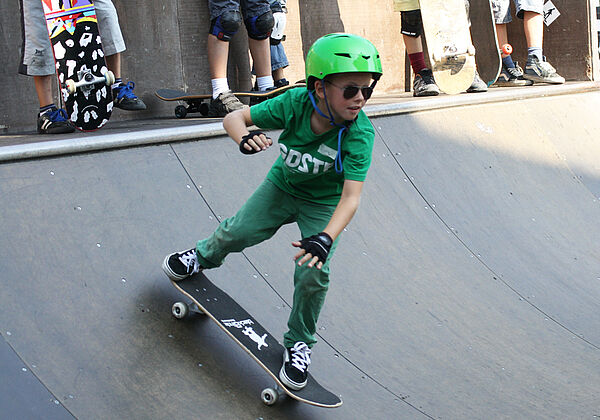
261,387,280,406
501,43,513,55
65,79,76,94
172,301,189,319
104,70,115,86
199,103,209,117
174,105,187,119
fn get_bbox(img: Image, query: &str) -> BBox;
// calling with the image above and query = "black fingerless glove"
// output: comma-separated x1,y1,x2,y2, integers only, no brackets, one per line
239,131,265,155
299,232,333,264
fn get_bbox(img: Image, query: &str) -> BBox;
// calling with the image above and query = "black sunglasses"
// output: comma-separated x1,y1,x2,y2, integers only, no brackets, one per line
325,80,374,100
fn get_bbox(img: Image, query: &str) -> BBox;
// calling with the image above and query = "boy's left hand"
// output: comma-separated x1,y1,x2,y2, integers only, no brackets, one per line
292,232,333,270
239,131,272,154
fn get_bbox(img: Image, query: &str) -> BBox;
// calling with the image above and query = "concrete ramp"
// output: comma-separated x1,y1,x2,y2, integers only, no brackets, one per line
1,90,599,419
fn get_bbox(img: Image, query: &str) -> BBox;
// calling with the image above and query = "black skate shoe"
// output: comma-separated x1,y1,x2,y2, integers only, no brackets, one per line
162,248,202,281
279,341,311,390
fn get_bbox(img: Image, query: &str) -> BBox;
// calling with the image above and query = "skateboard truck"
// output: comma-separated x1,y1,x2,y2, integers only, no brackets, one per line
171,301,205,318
65,69,115,96
174,101,209,119
432,44,476,63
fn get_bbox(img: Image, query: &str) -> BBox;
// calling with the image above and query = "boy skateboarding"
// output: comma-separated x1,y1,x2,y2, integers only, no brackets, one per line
162,33,382,391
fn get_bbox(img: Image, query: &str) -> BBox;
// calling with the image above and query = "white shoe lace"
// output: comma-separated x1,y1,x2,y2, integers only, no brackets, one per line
178,249,201,275
290,342,311,372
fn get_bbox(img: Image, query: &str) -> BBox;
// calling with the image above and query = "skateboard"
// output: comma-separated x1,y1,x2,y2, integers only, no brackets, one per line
419,0,476,94
469,0,511,86
155,83,306,119
42,0,114,131
169,273,342,408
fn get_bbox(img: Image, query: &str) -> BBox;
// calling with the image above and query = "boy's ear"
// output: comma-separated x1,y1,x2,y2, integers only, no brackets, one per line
313,79,325,99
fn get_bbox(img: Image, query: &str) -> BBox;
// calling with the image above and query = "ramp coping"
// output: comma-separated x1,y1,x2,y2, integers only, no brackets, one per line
0,82,597,163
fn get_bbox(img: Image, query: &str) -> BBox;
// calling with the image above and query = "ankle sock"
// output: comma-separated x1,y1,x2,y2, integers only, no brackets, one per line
39,104,56,115
527,47,543,62
211,78,229,99
111,78,123,91
256,75,274,91
502,55,516,69
408,52,427,75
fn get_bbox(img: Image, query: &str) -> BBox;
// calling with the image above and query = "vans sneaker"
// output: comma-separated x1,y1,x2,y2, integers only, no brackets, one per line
524,56,565,84
279,341,311,390
162,248,202,281
493,63,533,87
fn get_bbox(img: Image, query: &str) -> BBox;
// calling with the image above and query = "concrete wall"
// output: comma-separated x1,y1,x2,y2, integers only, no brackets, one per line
0,0,595,133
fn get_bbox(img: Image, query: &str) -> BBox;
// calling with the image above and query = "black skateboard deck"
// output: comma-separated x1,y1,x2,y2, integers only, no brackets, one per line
170,273,342,408
469,0,502,86
155,83,306,118
42,0,114,131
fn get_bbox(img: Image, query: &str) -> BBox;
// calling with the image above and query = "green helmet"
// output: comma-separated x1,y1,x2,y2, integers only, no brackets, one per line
305,33,383,90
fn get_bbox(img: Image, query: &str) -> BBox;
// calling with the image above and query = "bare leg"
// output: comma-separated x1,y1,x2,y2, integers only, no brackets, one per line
495,23,509,57
403,34,424,54
248,37,271,78
34,75,54,108
272,67,284,81
207,35,229,79
105,53,122,79
522,11,543,49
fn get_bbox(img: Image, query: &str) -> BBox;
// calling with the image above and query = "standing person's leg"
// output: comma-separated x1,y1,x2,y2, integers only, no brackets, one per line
19,0,74,133
516,0,564,83
244,0,274,91
394,0,439,97
280,199,337,390
95,0,147,110
492,0,532,86
207,0,247,115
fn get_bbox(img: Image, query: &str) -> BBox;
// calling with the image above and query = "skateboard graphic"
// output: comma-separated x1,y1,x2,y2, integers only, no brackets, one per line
470,0,512,86
155,83,306,118
42,0,114,131
420,0,476,94
169,273,342,408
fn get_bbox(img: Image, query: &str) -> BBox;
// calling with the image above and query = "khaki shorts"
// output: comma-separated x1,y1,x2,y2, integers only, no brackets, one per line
392,0,420,13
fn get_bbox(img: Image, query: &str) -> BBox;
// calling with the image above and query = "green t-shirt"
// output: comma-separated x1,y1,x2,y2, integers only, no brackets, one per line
250,88,375,205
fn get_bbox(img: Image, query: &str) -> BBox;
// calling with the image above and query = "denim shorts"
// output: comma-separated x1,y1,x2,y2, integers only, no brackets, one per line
492,0,544,24
208,0,270,20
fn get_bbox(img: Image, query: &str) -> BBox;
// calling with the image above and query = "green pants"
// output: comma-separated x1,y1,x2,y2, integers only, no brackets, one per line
196,179,339,348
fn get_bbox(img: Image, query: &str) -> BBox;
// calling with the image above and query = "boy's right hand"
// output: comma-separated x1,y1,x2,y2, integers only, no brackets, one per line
239,131,272,154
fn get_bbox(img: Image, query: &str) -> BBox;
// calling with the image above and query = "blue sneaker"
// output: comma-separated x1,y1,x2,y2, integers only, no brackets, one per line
113,81,147,110
37,107,75,134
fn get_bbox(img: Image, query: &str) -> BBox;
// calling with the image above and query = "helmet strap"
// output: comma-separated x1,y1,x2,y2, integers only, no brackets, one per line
307,85,349,174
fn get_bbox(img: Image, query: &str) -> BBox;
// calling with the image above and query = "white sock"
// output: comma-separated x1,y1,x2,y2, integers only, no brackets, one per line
256,75,274,91
211,78,229,99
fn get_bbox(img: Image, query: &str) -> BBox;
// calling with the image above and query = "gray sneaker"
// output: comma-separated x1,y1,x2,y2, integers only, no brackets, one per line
493,63,533,87
467,70,488,93
524,56,565,84
413,69,439,97
208,90,246,117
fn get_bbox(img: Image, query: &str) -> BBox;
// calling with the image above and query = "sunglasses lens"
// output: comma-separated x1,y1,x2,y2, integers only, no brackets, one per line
343,86,360,99
343,86,373,100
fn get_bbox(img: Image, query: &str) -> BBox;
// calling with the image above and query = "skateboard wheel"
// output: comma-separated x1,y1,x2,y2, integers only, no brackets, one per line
104,70,115,86
467,45,476,56
261,387,279,406
172,302,189,319
501,43,513,55
174,105,187,119
65,79,76,94
199,103,209,117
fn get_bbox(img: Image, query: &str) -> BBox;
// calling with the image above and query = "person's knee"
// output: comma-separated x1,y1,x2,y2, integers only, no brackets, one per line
401,9,423,37
209,9,242,41
245,10,274,40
